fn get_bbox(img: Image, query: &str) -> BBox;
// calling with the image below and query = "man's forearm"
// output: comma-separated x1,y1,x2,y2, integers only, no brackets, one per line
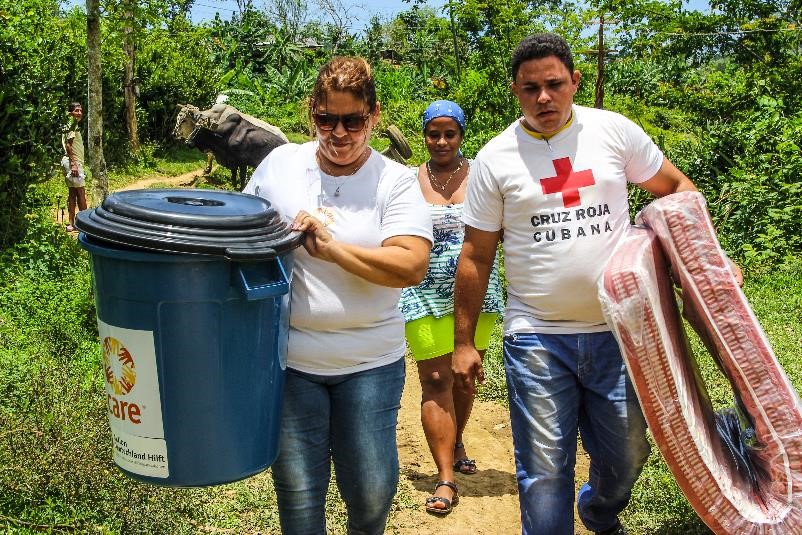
454,254,493,347
454,226,501,346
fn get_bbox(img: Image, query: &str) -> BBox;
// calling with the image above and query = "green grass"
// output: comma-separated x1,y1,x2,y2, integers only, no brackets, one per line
477,319,508,405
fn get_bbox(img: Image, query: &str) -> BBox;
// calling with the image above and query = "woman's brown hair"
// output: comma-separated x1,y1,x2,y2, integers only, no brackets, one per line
310,56,377,114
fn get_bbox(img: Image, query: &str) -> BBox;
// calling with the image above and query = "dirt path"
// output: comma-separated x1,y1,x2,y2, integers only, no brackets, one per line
117,168,205,191
390,358,592,534
59,169,203,232
58,169,205,229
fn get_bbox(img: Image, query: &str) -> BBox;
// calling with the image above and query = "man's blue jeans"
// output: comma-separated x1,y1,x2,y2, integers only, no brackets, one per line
270,358,405,535
503,332,650,534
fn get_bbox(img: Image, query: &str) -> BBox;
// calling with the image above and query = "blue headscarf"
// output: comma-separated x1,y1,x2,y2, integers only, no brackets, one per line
422,100,466,133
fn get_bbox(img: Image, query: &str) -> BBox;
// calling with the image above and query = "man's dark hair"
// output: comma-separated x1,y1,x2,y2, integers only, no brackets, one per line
511,33,574,80
68,102,82,112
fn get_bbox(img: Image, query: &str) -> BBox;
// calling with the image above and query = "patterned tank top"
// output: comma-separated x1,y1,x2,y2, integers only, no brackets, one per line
399,202,504,322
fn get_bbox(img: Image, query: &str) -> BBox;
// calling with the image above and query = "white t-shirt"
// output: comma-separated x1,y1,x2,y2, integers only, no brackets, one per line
244,141,433,375
464,105,664,334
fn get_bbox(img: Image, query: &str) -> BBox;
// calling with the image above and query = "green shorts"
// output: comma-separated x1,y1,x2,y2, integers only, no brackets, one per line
405,312,499,362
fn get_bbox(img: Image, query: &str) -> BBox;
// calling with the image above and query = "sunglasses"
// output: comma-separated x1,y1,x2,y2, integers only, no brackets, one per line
312,112,370,132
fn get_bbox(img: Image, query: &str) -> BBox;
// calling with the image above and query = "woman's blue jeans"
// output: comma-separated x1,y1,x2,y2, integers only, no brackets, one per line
270,358,405,535
503,332,650,534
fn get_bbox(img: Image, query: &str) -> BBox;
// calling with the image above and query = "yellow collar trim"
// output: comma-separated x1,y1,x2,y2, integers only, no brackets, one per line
520,111,574,140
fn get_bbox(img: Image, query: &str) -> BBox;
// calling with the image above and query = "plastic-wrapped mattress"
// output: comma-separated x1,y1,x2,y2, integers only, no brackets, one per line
599,191,802,534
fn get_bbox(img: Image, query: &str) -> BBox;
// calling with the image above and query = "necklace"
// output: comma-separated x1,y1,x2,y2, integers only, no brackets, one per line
317,147,370,196
426,158,465,192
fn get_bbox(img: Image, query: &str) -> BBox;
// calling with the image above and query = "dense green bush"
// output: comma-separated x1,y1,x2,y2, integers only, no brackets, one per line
664,104,802,266
137,19,221,144
0,1,86,247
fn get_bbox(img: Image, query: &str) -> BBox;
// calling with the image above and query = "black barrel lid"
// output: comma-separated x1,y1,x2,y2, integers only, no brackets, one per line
75,189,304,260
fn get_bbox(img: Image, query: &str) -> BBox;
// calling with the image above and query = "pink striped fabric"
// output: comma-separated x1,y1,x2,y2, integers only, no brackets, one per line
599,191,802,534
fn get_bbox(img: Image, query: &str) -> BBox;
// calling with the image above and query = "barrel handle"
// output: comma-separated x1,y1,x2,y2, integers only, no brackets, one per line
225,246,277,260
237,258,290,301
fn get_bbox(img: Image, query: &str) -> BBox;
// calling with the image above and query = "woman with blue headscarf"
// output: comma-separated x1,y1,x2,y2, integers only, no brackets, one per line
399,100,504,515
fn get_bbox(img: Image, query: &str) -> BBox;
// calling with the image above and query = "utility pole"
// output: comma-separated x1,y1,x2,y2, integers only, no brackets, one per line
123,0,140,154
447,0,461,82
595,14,605,109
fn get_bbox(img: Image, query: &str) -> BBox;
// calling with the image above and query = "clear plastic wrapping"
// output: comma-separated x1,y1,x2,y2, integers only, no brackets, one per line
599,191,802,534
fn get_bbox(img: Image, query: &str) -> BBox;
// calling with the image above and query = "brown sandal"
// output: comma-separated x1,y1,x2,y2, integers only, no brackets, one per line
424,480,459,515
453,442,478,475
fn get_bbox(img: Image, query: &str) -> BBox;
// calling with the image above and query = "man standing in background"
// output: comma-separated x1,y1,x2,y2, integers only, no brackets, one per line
61,101,87,232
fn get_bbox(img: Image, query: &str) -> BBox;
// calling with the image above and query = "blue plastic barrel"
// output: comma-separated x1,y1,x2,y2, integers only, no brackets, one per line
76,189,302,487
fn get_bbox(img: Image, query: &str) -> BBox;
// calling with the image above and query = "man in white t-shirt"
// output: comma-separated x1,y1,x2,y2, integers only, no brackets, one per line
452,33,699,535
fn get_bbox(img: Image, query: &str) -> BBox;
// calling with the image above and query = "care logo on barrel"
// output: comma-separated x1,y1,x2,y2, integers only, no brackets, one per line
97,321,167,478
103,336,136,395
103,336,142,424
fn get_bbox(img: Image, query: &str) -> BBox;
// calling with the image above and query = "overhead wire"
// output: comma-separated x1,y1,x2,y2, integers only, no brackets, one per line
193,1,237,12
656,27,802,36
586,18,802,37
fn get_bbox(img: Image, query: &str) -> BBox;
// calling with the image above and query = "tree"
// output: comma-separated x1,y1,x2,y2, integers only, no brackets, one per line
361,15,386,63
100,0,202,159
87,0,109,203
595,14,606,108
313,0,361,54
264,0,308,41
122,0,140,154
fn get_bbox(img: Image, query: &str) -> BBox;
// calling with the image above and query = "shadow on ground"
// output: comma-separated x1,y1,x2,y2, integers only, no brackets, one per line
402,467,517,499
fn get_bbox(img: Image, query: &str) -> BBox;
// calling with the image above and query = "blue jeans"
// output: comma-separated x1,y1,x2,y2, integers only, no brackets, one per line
503,332,650,534
270,358,405,535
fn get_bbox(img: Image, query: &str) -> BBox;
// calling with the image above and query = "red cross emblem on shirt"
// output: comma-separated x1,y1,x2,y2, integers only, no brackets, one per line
540,157,596,208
